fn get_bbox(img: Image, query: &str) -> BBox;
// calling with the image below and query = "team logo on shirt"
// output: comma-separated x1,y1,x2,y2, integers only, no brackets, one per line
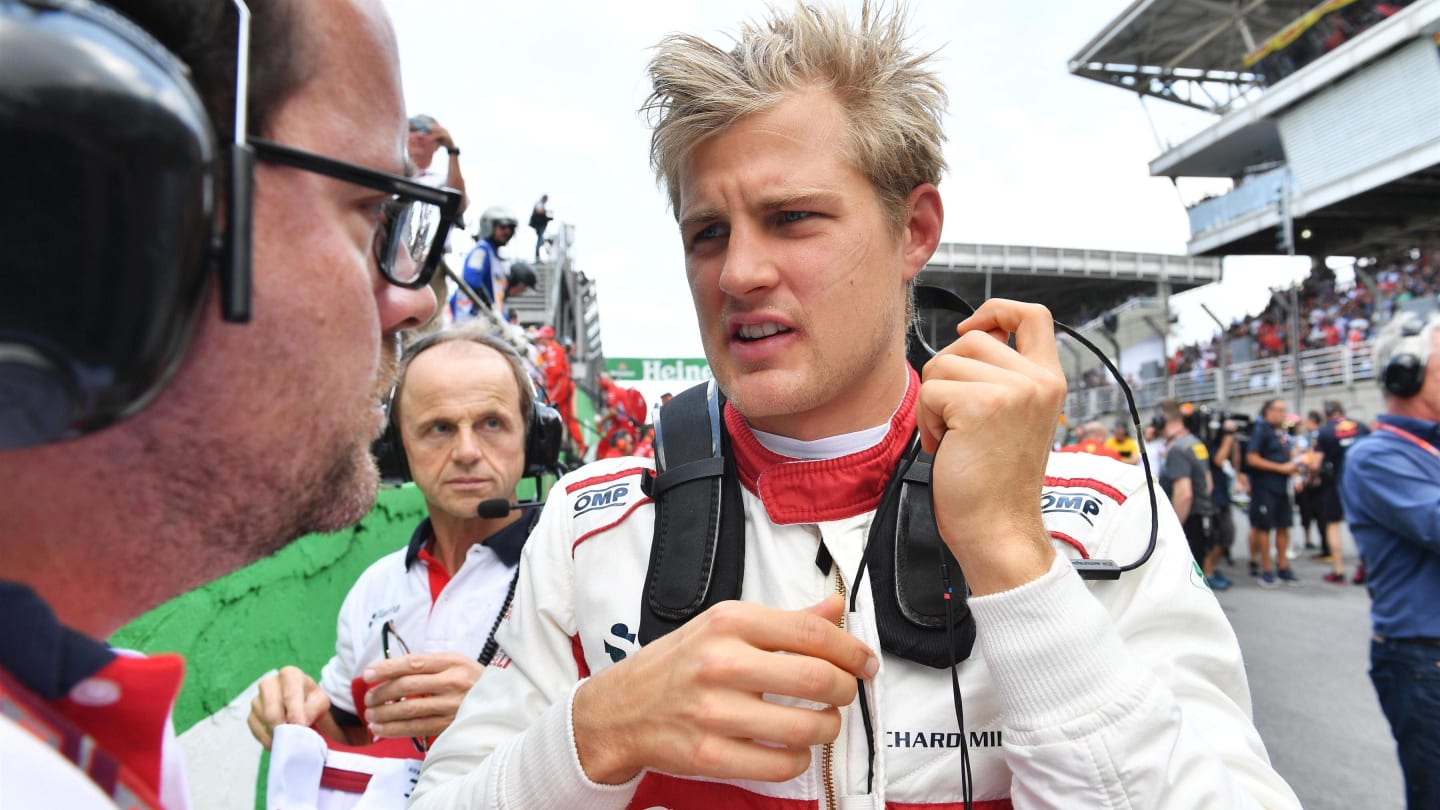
365,603,401,632
573,482,631,516
887,729,1003,748
1040,492,1103,525
603,623,638,662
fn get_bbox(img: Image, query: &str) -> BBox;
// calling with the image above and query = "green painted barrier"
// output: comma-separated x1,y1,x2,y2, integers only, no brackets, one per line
110,484,430,733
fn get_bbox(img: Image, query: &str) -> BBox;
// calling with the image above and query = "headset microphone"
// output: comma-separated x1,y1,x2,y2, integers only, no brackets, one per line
477,498,544,519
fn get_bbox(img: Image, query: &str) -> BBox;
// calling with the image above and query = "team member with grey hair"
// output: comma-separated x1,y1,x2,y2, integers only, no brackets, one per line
248,327,537,754
1342,312,1440,808
411,4,1298,808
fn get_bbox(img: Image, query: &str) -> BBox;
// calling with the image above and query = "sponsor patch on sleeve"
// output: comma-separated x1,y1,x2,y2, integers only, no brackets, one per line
573,481,633,516
1040,479,1121,555
564,466,650,544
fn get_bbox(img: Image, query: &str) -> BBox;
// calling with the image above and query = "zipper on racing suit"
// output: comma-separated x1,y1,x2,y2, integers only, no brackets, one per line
823,563,845,810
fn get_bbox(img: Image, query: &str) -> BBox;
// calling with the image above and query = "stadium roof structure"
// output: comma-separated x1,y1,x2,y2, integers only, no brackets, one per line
1069,0,1324,112
916,243,1221,328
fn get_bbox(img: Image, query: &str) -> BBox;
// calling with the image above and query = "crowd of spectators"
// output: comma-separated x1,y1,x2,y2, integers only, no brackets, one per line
1073,247,1440,386
1170,249,1440,376
1252,0,1414,87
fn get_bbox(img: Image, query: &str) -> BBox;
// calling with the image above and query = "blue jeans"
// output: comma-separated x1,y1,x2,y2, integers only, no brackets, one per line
1371,637,1440,809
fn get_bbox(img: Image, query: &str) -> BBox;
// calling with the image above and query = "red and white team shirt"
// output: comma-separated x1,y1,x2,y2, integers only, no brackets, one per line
318,517,530,727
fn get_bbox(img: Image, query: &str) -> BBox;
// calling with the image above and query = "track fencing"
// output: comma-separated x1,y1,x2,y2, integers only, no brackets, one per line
1065,340,1378,419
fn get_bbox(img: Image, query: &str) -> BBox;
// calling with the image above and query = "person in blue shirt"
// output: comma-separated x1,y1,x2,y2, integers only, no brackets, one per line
451,206,517,322
1342,313,1440,810
1312,400,1368,584
1246,398,1301,587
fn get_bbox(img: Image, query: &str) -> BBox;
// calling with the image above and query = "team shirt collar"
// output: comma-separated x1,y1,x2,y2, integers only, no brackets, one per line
404,512,532,571
0,580,183,804
0,579,115,699
1376,413,1440,446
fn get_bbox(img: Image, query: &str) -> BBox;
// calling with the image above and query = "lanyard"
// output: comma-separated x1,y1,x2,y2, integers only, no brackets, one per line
0,668,163,810
1374,422,1440,461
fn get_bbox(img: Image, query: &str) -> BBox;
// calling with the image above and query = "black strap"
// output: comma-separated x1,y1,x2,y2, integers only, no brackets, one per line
477,509,540,665
639,382,745,643
869,448,975,668
478,571,519,666
636,382,975,667
652,456,726,495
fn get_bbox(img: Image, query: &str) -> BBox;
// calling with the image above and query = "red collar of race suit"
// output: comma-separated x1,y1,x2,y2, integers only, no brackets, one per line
725,367,919,525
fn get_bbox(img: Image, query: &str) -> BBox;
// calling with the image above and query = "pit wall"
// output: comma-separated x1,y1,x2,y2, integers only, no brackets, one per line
109,389,595,809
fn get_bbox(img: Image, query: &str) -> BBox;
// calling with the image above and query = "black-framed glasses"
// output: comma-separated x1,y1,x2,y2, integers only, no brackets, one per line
380,619,430,753
250,138,462,290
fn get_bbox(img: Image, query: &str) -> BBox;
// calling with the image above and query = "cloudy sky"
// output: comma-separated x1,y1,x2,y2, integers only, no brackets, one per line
384,0,1313,358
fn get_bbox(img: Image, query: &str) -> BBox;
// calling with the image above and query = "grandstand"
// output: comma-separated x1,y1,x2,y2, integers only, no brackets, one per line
1072,0,1440,258
920,243,1220,317
917,243,1220,382
443,221,605,391
1063,0,1440,421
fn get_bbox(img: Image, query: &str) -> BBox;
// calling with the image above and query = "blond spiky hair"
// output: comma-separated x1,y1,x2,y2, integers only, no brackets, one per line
643,2,948,230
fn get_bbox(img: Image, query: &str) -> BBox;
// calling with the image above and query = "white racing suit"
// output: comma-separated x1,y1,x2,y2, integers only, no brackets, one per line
410,379,1300,809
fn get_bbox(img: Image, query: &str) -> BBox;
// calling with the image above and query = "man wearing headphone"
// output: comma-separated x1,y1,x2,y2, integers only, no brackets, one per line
0,0,448,806
247,328,550,756
1342,312,1440,808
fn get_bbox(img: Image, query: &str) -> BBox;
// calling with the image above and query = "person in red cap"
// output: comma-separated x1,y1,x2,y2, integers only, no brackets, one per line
535,327,585,459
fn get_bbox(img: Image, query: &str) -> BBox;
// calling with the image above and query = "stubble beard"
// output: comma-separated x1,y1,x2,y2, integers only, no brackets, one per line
185,338,400,573
294,336,404,535
84,329,406,627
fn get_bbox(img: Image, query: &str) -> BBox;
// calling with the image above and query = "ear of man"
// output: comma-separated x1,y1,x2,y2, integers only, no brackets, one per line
900,183,944,283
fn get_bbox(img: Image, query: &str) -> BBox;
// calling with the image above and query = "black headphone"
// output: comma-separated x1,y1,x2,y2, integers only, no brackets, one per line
1382,315,1431,398
0,0,254,451
524,397,564,477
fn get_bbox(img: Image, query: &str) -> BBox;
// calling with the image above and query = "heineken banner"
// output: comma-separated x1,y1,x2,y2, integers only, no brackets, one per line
606,357,712,383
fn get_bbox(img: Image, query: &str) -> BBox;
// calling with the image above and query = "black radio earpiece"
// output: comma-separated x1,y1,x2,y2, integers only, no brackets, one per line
0,0,254,452
1382,316,1430,398
906,285,1160,579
